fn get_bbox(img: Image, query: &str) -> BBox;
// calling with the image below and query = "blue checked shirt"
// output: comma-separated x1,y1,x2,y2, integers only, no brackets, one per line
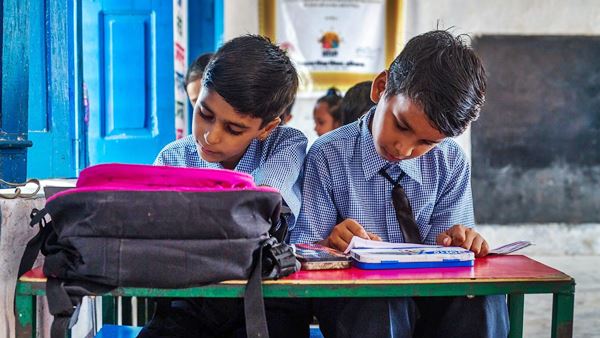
154,126,307,227
290,109,475,245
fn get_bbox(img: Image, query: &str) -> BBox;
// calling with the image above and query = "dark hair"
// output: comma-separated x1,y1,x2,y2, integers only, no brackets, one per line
385,30,487,137
316,87,343,122
203,35,299,126
184,53,213,88
340,81,374,125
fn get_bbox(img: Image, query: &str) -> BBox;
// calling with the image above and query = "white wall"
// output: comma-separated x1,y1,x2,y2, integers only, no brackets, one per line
223,0,600,151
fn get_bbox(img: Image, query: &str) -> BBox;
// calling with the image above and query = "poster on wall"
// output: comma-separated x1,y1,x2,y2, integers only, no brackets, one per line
174,0,188,139
259,0,403,90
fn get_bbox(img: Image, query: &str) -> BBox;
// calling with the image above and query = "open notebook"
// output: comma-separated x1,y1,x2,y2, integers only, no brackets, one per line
346,237,534,270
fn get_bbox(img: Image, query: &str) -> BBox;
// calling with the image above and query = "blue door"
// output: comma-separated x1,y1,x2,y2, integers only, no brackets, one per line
82,0,174,165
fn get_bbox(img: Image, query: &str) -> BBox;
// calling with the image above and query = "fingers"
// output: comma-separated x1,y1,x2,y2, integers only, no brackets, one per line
327,219,369,252
479,240,490,257
367,232,382,241
450,225,467,246
437,225,490,257
470,235,484,256
344,219,370,239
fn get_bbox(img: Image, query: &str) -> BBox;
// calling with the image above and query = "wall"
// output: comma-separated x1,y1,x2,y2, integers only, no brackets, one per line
222,0,600,220
222,0,600,150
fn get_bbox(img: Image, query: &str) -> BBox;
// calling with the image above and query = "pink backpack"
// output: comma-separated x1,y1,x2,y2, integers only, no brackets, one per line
20,163,298,338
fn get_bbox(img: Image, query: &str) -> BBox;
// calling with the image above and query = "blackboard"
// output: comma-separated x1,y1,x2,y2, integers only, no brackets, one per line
471,35,600,223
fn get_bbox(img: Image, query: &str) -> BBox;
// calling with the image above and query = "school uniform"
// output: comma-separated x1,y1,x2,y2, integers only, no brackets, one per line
139,126,307,338
290,109,509,338
155,126,306,229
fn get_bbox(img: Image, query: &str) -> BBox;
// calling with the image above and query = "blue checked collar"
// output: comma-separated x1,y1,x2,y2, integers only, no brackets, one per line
359,108,423,185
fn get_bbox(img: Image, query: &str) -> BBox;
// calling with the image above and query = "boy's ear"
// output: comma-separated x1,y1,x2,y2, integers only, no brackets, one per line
257,117,282,141
370,71,388,103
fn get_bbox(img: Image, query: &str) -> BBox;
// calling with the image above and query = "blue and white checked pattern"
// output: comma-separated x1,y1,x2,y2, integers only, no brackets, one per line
154,126,307,226
290,109,475,245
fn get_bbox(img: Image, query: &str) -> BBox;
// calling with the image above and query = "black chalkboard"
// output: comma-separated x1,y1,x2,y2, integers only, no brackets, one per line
471,36,600,223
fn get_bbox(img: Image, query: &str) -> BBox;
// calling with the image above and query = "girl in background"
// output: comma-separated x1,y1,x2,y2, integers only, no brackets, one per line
313,87,343,136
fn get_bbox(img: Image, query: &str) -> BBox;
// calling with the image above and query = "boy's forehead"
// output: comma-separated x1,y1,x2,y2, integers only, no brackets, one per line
199,87,265,126
388,94,446,140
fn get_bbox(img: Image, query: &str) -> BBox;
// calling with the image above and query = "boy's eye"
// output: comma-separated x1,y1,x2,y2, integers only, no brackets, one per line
227,126,243,136
199,110,214,121
395,120,408,131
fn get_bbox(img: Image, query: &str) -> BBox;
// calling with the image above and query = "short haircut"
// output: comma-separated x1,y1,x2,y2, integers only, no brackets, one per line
203,35,299,126
385,30,487,137
184,53,213,88
316,87,343,122
340,81,374,125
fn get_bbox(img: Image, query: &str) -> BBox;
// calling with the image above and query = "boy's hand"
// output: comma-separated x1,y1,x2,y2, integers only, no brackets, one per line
319,219,381,251
436,224,489,257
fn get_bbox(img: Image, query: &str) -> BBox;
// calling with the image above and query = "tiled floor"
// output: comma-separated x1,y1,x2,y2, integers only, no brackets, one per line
524,255,600,338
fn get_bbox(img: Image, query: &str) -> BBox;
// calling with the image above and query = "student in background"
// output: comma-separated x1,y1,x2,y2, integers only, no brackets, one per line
340,80,375,125
313,87,343,136
142,35,307,337
291,30,508,337
184,52,213,107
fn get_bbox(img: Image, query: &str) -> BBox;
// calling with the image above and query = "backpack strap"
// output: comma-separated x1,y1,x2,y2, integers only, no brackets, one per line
244,241,270,338
46,278,113,338
18,208,51,277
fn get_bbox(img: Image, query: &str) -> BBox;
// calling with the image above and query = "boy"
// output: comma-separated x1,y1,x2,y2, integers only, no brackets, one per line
291,30,509,337
142,34,306,337
184,52,213,107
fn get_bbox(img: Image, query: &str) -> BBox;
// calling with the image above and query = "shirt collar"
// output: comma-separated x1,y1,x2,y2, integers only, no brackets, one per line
359,108,422,185
234,139,259,174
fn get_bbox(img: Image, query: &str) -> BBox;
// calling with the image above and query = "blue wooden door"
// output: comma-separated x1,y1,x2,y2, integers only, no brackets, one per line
82,0,174,165
26,0,77,179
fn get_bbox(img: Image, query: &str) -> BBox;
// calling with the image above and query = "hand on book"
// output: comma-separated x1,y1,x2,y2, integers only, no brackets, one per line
320,219,382,251
436,224,490,257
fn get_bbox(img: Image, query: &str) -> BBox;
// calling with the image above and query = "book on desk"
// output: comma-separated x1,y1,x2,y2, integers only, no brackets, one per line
345,237,533,270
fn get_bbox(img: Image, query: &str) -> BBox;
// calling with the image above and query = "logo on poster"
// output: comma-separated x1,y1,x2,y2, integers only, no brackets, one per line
319,31,340,57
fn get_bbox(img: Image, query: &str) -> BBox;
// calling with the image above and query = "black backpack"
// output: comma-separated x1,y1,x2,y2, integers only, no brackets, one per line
18,164,299,338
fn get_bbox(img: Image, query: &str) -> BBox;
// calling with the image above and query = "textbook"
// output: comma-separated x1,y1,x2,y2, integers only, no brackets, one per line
345,237,534,255
293,243,351,270
346,237,534,270
350,246,474,269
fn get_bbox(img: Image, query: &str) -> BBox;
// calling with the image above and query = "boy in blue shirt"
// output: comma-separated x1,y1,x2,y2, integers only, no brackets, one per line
141,35,307,337
291,30,509,337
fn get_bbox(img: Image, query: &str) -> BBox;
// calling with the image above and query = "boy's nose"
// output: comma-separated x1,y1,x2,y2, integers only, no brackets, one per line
396,143,414,158
204,127,221,145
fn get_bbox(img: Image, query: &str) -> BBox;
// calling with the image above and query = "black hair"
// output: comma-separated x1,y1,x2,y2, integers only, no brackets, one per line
316,87,343,122
385,30,487,137
203,35,299,127
184,52,213,88
340,81,375,125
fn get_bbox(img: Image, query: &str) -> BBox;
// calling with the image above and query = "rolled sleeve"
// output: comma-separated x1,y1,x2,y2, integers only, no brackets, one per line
289,147,339,244
253,128,307,227
423,152,475,244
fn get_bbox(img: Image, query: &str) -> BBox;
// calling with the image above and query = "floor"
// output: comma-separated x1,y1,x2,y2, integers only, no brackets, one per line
523,255,600,338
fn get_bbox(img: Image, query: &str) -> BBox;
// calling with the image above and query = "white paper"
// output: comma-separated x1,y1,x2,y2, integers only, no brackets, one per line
343,237,440,254
345,236,534,255
489,241,534,255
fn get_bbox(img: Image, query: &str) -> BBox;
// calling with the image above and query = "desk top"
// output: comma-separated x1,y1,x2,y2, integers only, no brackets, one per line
261,255,572,285
21,255,572,285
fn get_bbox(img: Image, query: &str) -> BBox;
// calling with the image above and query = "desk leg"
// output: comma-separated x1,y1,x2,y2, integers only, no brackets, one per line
551,291,574,338
508,293,524,338
15,294,36,338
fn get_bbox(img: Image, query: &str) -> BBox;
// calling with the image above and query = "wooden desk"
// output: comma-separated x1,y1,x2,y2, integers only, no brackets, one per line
15,255,575,338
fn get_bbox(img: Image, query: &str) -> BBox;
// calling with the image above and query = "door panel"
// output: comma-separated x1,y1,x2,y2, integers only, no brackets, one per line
83,0,174,165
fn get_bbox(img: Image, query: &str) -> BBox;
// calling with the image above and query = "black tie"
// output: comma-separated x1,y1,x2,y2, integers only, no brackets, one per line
379,168,422,244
